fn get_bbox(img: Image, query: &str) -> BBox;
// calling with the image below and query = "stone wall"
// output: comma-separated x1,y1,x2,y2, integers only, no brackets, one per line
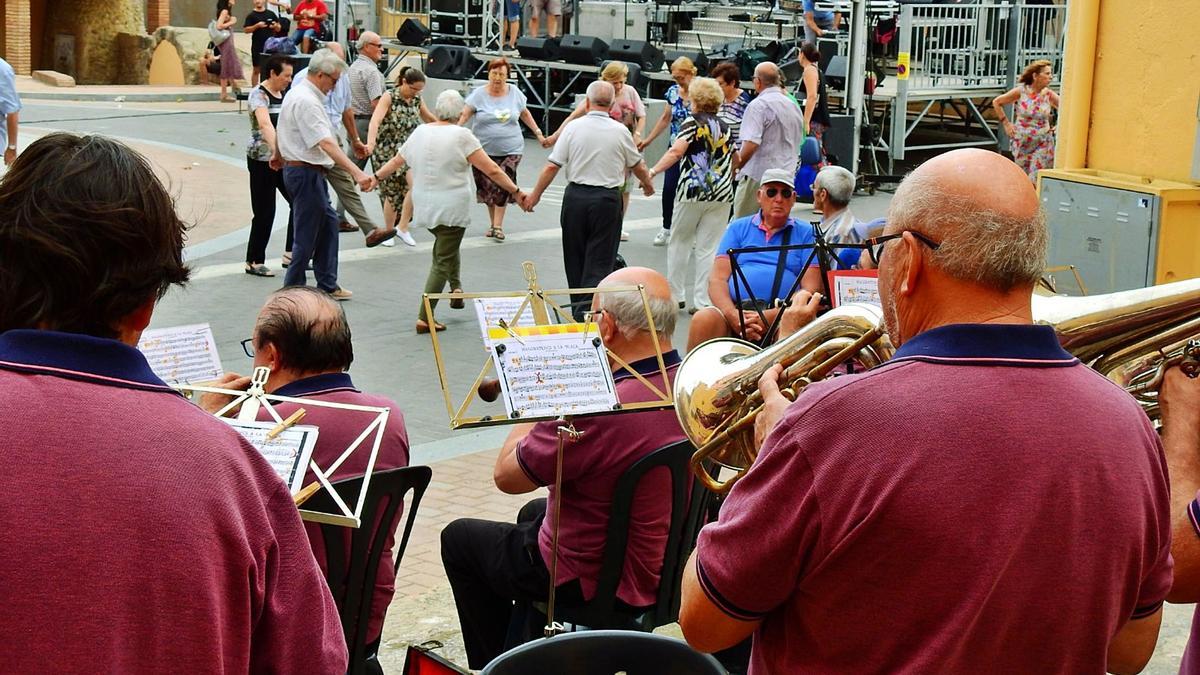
170,0,213,29
43,0,145,84
154,25,251,85
114,32,153,85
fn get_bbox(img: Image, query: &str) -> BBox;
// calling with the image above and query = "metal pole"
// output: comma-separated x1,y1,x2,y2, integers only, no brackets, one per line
890,3,913,171
846,0,867,176
1000,1,1022,152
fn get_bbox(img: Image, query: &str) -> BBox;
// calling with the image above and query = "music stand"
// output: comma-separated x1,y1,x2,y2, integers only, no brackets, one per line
177,368,392,529
725,222,877,345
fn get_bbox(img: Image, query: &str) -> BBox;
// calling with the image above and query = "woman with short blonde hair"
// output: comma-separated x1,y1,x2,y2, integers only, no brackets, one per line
647,76,736,313
641,56,698,246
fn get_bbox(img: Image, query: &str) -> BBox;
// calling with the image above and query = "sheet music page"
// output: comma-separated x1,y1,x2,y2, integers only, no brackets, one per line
137,323,224,385
828,271,881,308
221,419,319,495
474,296,542,348
489,323,618,419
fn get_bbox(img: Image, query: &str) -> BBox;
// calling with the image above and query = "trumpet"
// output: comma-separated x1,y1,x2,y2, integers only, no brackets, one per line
675,279,1200,494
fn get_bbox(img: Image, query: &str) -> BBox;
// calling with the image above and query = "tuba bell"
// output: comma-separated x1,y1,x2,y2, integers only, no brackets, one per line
675,278,1200,494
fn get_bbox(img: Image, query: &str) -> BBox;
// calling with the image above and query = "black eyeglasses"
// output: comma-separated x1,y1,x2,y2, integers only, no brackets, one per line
863,230,941,266
240,338,256,358
764,186,794,199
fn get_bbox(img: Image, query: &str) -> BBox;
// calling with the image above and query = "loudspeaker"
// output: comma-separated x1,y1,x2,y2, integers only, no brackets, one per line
558,34,609,66
396,18,431,46
426,44,480,80
826,55,848,89
824,114,855,169
516,36,560,61
608,39,664,72
429,11,483,39
602,60,641,88
780,58,802,82
665,49,708,75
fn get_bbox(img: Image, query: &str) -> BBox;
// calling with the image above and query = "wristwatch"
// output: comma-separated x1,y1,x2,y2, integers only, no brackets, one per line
5,144,15,151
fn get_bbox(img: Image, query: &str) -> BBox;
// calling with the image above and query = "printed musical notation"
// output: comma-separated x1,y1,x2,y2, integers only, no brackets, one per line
221,419,319,495
137,323,224,385
827,271,881,308
490,324,617,419
474,296,543,348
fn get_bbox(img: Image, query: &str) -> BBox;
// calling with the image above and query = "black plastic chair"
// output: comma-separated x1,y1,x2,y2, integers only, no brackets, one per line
303,465,433,675
544,439,716,632
481,630,724,675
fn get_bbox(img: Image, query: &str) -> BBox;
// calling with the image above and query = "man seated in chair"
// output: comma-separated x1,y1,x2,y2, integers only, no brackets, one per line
203,286,410,656
0,133,346,671
441,266,687,669
687,168,825,352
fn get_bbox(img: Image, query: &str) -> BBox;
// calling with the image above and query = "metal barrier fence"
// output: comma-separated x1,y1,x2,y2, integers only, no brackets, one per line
900,2,1066,92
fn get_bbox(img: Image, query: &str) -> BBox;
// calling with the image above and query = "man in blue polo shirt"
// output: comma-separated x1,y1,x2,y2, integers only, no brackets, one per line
687,168,823,350
802,0,840,43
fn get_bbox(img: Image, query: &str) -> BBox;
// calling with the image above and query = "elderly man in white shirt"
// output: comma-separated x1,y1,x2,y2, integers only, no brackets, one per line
527,80,655,320
272,48,374,300
812,165,870,269
295,42,393,248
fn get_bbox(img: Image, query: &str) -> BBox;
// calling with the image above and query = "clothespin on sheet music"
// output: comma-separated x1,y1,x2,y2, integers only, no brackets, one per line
236,366,272,422
497,318,525,345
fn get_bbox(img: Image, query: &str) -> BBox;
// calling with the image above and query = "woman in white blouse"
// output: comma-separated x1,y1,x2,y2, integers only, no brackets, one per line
373,90,528,334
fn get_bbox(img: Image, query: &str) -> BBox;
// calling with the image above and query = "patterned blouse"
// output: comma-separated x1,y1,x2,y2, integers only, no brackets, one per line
718,90,752,146
674,113,735,203
246,85,284,162
664,84,691,142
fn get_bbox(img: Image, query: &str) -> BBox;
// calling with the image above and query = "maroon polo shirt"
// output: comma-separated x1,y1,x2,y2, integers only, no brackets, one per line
516,351,686,608
266,372,410,644
0,329,347,673
1176,498,1200,673
695,323,1172,674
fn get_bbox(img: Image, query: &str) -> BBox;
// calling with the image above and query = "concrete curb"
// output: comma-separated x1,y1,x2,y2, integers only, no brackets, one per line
20,90,219,103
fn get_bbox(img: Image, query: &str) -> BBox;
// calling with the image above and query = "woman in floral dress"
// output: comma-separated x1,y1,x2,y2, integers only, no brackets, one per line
993,59,1059,182
366,66,435,246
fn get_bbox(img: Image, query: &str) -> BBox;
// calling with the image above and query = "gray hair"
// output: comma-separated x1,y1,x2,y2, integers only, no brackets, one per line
754,62,781,88
888,170,1048,291
814,166,855,207
596,282,677,340
355,31,379,50
308,48,349,76
587,80,615,108
434,89,465,122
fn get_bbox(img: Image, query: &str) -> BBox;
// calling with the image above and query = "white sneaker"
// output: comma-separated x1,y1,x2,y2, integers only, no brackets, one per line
398,230,417,247
652,228,669,247
381,237,396,247
620,230,630,242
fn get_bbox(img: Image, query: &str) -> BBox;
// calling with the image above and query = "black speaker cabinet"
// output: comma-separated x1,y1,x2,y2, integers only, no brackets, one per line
602,60,641,88
826,55,848,90
430,0,484,13
559,34,609,66
824,113,855,170
608,39,664,72
396,18,431,46
426,44,480,80
516,36,560,61
663,48,707,75
429,11,484,40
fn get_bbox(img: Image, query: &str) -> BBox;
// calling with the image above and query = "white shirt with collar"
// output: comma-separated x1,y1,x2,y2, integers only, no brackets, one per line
276,76,336,167
294,66,351,131
547,110,642,189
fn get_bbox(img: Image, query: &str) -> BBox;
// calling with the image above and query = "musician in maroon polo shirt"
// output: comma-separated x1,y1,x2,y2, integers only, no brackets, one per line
204,286,410,660
440,266,687,669
680,149,1172,674
1159,368,1200,673
0,133,347,672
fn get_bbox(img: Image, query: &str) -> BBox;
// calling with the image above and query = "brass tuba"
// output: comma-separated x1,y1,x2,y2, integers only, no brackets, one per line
675,279,1200,494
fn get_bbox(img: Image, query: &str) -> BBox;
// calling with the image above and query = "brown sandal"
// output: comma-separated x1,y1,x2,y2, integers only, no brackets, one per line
416,320,446,334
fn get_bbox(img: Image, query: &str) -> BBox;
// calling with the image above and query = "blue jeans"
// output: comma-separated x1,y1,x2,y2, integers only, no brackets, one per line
497,0,521,21
283,165,339,292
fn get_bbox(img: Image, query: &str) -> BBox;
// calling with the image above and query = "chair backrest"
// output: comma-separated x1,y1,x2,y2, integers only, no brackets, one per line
303,465,433,674
481,630,725,675
556,438,714,631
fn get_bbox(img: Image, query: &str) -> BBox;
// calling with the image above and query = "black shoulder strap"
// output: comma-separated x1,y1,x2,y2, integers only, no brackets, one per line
770,227,792,302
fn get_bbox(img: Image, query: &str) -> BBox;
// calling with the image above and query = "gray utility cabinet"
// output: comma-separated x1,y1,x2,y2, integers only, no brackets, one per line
1041,177,1161,294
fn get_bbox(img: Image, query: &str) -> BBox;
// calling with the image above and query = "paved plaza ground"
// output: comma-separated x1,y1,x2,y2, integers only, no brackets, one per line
15,82,1194,673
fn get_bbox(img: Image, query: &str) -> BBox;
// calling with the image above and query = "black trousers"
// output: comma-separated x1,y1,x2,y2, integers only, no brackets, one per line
441,498,586,669
661,159,680,230
560,183,622,320
246,158,295,264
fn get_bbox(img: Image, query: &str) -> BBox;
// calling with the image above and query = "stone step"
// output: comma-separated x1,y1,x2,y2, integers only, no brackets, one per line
32,70,76,87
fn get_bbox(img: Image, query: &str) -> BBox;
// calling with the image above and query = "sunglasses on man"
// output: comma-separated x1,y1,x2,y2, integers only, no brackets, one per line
763,186,794,199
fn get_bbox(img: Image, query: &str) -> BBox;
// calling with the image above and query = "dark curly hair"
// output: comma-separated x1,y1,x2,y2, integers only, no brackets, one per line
0,133,191,338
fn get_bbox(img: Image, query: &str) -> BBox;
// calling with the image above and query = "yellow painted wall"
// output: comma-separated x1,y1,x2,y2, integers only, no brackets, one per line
1084,1,1200,182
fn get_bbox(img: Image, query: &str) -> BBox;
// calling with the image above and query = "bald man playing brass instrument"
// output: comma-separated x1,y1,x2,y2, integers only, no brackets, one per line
679,149,1172,673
